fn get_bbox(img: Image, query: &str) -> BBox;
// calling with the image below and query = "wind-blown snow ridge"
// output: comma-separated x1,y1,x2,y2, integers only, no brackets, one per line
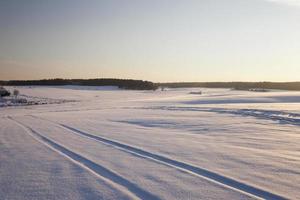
143,106,300,126
8,117,160,200
40,118,286,200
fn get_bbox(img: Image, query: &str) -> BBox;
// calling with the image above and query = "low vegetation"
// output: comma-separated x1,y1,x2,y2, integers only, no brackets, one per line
159,82,300,91
3,80,300,91
0,87,10,97
0,78,158,90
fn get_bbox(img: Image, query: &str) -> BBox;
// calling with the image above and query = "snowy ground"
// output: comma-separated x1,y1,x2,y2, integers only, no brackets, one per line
1,86,300,199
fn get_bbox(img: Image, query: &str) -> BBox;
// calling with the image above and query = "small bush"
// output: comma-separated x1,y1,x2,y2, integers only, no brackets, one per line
0,87,10,97
13,89,20,97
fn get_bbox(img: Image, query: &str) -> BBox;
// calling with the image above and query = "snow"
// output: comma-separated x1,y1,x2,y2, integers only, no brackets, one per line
1,86,300,199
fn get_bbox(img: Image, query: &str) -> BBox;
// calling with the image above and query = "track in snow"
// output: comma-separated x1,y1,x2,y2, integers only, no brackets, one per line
8,116,160,200
139,106,300,126
31,115,287,200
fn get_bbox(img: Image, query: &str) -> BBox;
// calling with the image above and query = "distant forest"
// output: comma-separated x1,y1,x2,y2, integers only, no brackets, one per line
0,78,158,90
1,79,300,91
159,82,300,91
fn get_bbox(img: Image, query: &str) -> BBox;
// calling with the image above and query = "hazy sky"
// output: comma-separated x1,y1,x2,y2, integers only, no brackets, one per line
1,0,300,82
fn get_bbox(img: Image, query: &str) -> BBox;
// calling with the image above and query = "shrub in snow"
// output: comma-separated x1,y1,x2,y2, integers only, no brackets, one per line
189,91,202,95
0,87,10,97
13,89,19,98
14,98,27,104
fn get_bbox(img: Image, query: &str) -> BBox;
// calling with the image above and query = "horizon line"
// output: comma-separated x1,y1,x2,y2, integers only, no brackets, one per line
1,78,300,84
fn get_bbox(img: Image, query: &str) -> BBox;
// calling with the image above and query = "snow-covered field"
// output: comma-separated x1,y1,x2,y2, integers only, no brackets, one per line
1,86,300,199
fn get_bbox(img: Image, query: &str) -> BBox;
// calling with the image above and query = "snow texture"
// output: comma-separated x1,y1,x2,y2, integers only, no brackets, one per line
1,86,300,199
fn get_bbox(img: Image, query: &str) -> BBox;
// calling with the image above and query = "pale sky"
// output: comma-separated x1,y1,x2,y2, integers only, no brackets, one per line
0,0,300,82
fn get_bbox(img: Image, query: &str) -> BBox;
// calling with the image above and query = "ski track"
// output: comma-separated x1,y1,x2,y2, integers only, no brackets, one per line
140,106,300,126
8,116,160,200
31,115,287,200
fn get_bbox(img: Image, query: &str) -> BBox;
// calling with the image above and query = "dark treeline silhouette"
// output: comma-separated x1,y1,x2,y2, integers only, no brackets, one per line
2,79,300,91
0,78,158,90
159,82,300,91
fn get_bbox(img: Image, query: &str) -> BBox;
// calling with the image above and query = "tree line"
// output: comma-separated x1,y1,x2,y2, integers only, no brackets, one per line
0,78,158,90
159,82,300,91
2,79,300,91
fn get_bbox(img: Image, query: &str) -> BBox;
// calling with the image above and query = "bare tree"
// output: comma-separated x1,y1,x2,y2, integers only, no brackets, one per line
13,89,19,99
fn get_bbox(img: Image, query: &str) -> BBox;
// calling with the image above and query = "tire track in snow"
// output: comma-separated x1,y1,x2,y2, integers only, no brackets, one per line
8,116,160,200
31,116,287,200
